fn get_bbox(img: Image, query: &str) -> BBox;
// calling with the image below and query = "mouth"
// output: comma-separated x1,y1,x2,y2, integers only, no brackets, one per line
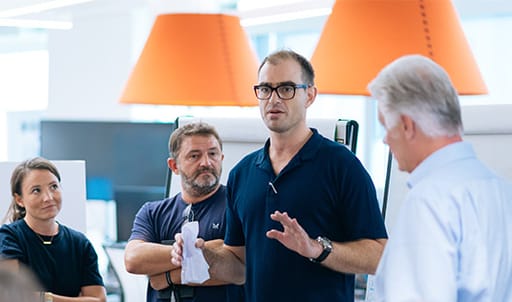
266,108,284,117
42,204,57,210
197,172,213,177
193,171,218,187
195,169,215,178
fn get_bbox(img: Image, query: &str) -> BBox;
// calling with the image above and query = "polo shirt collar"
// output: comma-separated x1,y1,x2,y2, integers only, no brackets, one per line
255,128,322,168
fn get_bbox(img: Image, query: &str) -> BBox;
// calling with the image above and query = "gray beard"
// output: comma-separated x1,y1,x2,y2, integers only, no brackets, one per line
181,167,221,198
183,178,219,197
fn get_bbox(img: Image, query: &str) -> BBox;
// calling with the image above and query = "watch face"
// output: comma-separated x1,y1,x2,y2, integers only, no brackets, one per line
318,236,332,250
44,292,53,302
309,236,332,263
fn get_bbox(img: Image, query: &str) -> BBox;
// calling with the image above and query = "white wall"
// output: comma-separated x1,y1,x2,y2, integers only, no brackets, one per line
46,11,136,121
384,104,512,232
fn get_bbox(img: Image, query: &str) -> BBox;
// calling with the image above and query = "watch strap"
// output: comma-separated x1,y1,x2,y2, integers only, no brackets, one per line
309,236,332,263
165,271,174,287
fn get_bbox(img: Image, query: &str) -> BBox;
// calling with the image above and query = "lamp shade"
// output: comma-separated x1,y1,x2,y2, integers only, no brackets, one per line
311,0,487,95
120,13,259,106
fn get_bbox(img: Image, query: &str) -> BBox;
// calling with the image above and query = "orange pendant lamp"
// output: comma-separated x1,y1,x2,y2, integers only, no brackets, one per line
120,13,259,106
311,0,487,96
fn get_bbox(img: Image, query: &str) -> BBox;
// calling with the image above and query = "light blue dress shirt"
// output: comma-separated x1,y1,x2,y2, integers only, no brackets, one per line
375,142,512,302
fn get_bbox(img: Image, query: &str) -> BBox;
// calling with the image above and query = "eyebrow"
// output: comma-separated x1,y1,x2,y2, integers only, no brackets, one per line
28,181,58,189
257,81,296,86
187,147,220,154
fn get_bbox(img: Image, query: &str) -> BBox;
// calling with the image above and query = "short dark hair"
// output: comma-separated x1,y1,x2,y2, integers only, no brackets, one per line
258,49,315,85
168,122,223,158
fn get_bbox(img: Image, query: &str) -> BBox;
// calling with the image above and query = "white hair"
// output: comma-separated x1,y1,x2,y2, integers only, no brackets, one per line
368,55,463,137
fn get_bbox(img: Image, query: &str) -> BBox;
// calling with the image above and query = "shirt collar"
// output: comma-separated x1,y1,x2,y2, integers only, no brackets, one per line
256,128,322,167
407,141,476,189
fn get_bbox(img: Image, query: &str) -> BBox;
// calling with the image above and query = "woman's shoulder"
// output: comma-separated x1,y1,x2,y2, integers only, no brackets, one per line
56,224,98,254
0,219,27,233
57,223,89,241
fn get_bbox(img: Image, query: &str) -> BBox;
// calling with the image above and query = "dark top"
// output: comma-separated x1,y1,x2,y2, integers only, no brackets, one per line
129,185,243,302
225,128,388,302
0,219,104,296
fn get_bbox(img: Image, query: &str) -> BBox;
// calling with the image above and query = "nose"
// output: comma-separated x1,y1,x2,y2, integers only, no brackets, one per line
199,153,213,166
42,190,53,202
268,91,282,104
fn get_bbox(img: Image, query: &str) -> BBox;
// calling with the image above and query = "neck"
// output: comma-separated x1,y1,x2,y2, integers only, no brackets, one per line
268,126,313,175
269,125,312,156
181,184,220,204
24,217,58,236
411,135,463,172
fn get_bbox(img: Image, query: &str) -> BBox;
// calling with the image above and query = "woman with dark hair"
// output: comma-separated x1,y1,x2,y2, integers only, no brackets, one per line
0,157,106,302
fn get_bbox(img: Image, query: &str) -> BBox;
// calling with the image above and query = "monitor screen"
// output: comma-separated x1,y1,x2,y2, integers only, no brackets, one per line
40,120,174,241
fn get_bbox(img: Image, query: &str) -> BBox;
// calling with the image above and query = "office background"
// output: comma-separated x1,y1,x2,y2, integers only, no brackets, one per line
0,0,511,299
2,0,511,194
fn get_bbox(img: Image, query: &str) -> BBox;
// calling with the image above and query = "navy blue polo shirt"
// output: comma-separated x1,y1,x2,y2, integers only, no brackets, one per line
225,129,387,302
129,185,243,302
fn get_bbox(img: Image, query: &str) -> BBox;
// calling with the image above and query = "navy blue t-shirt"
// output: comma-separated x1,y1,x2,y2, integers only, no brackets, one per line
0,220,104,296
225,129,387,302
129,185,243,302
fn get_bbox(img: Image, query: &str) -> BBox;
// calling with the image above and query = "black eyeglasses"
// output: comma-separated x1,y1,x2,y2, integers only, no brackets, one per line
253,83,309,100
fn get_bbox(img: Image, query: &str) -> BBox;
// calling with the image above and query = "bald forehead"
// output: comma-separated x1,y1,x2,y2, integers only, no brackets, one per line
258,58,303,83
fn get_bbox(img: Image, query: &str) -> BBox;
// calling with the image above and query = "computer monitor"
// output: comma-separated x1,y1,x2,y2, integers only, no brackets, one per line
40,120,174,241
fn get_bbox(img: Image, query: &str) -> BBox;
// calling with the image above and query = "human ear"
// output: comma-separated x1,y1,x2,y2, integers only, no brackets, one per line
401,115,416,140
14,193,24,208
304,86,317,108
167,158,180,175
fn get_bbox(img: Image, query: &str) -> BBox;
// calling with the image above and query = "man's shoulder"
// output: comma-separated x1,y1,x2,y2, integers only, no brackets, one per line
214,184,227,197
200,185,228,206
134,196,182,220
312,138,360,171
144,195,180,209
232,147,265,169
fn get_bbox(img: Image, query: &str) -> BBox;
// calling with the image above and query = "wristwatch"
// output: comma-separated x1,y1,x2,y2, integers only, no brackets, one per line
309,236,332,263
44,292,53,302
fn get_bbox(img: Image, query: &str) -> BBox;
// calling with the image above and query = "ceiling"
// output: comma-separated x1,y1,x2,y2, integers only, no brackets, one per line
0,0,512,20
1,0,512,29
0,0,147,22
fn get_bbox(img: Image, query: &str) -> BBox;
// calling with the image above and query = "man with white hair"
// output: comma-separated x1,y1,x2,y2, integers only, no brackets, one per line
368,54,512,301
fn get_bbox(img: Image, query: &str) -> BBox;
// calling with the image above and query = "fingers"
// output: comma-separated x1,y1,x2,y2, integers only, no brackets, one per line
171,233,206,265
171,247,182,266
269,210,288,221
267,210,308,242
196,238,205,249
266,211,294,240
270,211,299,229
266,229,281,240
270,210,293,223
174,232,183,244
171,233,184,266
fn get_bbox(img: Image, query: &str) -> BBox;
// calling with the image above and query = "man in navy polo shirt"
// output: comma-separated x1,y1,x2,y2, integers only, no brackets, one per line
125,122,244,302
172,50,388,302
